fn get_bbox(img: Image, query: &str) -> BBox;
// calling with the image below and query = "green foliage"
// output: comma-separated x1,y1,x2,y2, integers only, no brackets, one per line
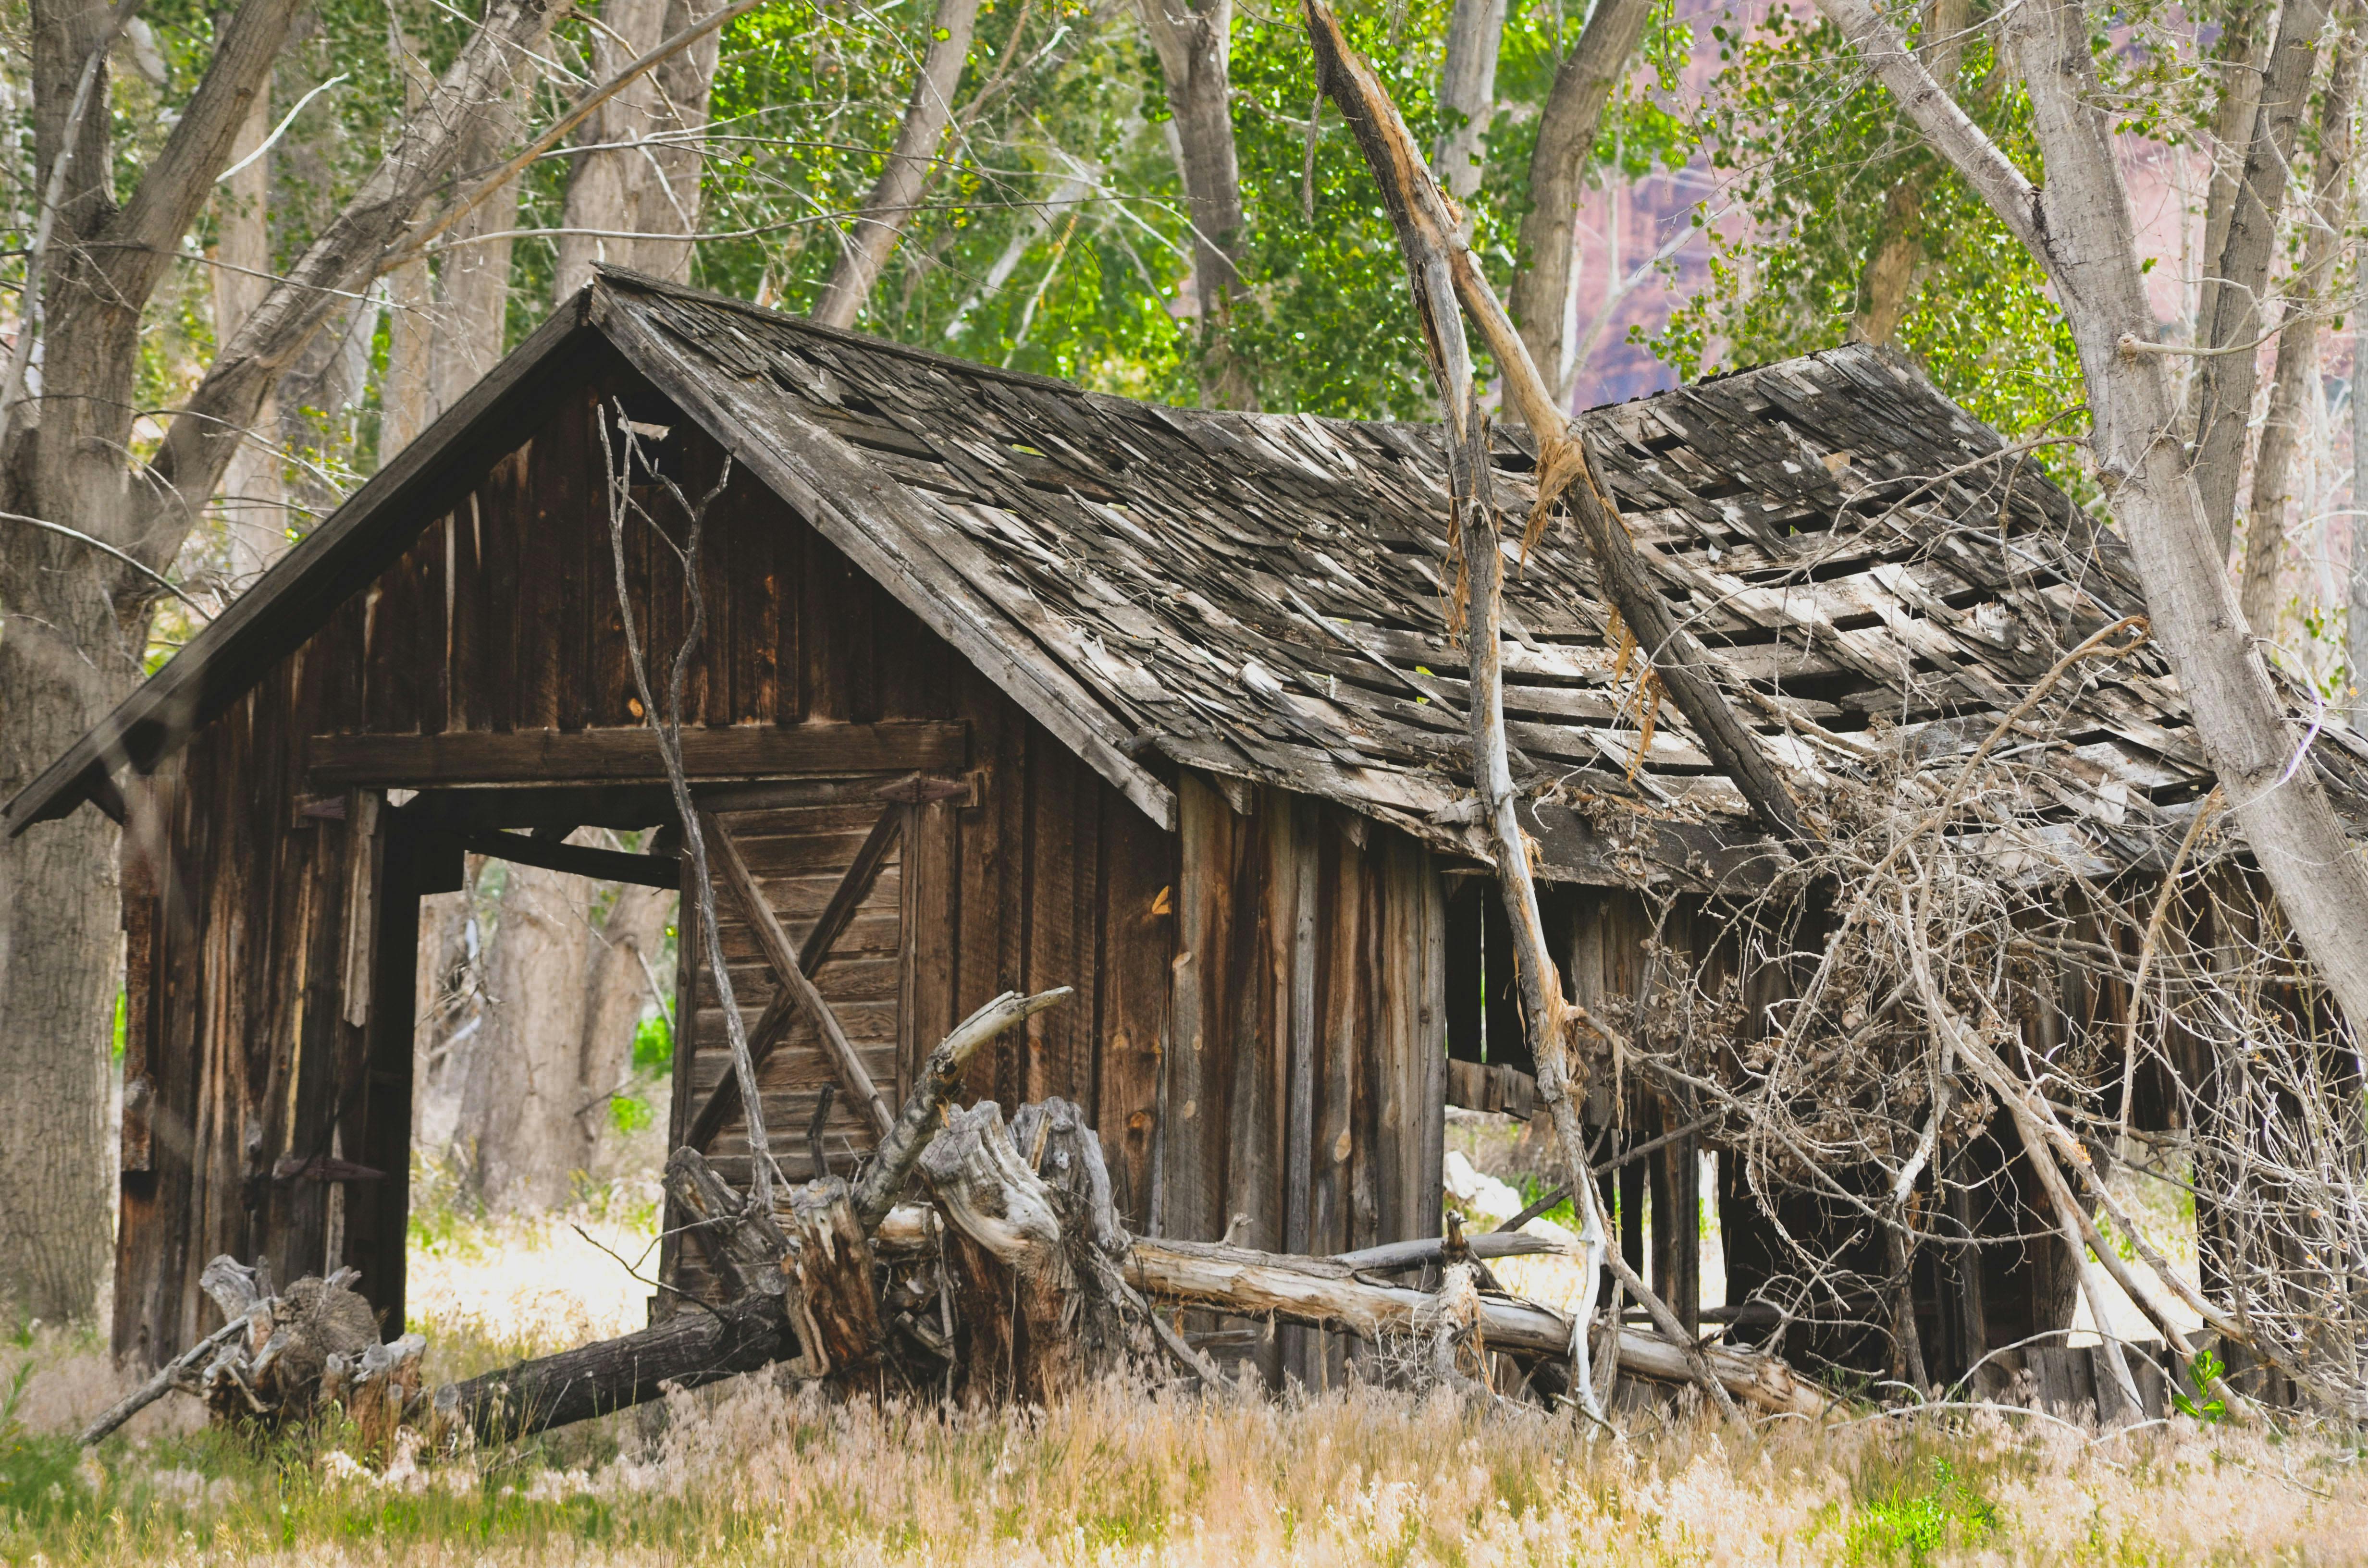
1828,1457,2004,1566
1649,6,2088,483
406,1152,488,1260
631,1012,673,1075
2171,1348,2230,1423
607,1093,654,1136
1224,3,1455,417
111,990,125,1066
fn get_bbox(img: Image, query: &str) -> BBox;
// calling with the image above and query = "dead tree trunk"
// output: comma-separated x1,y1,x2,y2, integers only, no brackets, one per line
1307,0,1762,1429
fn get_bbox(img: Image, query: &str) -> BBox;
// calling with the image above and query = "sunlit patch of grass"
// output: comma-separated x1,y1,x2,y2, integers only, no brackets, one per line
1826,1454,2004,1565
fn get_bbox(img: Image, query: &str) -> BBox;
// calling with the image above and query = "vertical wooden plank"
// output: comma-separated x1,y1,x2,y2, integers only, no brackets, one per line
874,594,941,720
732,463,781,725
953,671,1028,1104
428,515,456,735
344,811,416,1326
657,847,704,1318
364,542,423,735
773,490,804,725
1283,796,1317,1258
1226,786,1281,1257
1314,816,1360,1257
1279,796,1319,1385
1316,816,1363,1391
1095,786,1170,1233
802,528,853,723
1024,738,1095,1103
451,495,491,732
119,803,159,1177
693,427,733,731
478,447,530,732
1414,841,1446,1244
905,798,960,1081
513,395,572,732
1163,774,1227,1243
846,563,880,725
587,456,637,729
129,755,205,1360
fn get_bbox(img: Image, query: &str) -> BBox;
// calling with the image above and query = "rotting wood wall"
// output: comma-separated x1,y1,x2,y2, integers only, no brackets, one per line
109,348,1454,1367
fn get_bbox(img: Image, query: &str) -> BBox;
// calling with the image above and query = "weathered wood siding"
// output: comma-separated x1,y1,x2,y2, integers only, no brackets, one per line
1160,778,1448,1343
113,344,1466,1362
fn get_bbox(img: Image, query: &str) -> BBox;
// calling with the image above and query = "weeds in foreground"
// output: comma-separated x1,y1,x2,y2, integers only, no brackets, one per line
3,1364,2366,1565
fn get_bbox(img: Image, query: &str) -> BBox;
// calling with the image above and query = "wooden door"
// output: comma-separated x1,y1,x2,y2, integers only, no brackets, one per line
660,778,962,1306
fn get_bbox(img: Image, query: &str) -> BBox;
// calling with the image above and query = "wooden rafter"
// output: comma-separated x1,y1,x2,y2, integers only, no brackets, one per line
697,808,898,1142
456,829,679,889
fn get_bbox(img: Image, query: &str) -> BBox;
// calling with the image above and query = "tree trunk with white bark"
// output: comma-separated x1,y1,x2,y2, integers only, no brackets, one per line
454,844,671,1210
2238,5,2359,635
1434,0,1504,206
1812,0,2368,1041
554,0,723,300
215,93,285,588
2193,0,2331,557
1137,0,1255,407
811,0,981,329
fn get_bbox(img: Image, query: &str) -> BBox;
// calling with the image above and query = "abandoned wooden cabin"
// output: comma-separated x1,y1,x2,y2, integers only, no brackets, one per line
14,268,2364,1396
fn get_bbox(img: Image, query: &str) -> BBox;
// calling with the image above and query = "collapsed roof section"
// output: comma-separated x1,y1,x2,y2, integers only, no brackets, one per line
15,267,2362,885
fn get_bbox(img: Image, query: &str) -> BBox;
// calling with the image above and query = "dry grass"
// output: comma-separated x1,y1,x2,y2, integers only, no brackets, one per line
6,1198,2365,1564
6,1357,2368,1565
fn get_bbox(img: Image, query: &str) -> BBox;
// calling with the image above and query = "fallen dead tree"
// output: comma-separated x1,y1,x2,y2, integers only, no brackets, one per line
91,988,1827,1446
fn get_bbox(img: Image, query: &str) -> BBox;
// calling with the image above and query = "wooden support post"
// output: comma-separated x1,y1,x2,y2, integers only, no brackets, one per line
1661,1120,1701,1337
346,808,418,1331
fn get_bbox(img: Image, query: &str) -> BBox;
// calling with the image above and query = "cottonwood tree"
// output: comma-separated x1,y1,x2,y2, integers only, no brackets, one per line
2190,0,2330,558
2237,5,2359,634
551,0,726,299
1505,0,1653,400
1137,0,1254,406
1435,0,1505,208
456,850,671,1210
1811,0,2368,1029
811,0,981,328
0,0,560,1321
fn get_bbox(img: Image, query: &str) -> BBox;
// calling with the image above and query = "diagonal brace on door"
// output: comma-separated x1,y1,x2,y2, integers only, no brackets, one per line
688,795,908,1152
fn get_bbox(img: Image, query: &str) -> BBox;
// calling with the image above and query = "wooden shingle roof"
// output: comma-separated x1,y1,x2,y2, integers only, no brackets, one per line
18,268,2364,886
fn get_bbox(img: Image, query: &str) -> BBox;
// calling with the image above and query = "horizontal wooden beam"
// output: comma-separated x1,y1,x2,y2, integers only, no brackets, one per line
456,829,680,890
308,722,966,788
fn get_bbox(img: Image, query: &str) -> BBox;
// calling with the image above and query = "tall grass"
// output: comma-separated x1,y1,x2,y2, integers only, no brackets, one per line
6,1188,2359,1565
6,1348,2367,1565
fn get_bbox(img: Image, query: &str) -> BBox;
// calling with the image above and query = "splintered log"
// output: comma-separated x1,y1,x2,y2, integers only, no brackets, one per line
83,1261,424,1449
920,1098,1085,1400
417,997,1082,1442
856,988,1073,1228
1125,1238,1829,1418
